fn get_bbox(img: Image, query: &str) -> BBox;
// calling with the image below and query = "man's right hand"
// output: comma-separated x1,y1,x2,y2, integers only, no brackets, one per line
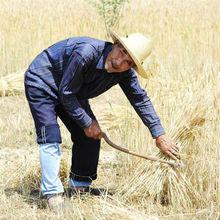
84,120,102,139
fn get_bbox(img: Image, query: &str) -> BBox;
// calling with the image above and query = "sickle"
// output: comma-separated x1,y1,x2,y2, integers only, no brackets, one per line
100,132,184,168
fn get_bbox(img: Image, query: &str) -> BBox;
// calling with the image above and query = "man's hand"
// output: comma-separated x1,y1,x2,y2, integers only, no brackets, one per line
84,120,102,139
155,134,179,160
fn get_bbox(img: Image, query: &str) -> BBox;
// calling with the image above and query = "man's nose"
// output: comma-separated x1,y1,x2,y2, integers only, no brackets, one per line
116,57,123,66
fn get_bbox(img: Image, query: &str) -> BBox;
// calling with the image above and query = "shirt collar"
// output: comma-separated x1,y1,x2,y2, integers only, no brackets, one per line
96,43,113,70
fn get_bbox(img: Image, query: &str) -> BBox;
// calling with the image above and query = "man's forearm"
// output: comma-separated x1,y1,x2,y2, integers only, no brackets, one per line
119,70,165,138
60,93,93,129
131,95,165,138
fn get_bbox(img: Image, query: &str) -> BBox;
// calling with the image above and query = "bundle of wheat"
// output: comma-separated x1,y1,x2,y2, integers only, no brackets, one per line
116,86,213,209
0,71,24,97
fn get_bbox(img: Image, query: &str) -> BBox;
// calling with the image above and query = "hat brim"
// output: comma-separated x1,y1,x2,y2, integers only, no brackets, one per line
109,30,149,78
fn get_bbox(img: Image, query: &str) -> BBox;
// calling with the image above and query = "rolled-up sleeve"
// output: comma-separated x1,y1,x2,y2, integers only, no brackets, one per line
119,70,165,138
59,50,93,129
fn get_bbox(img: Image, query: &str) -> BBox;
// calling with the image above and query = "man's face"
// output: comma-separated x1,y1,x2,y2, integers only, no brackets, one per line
105,42,135,73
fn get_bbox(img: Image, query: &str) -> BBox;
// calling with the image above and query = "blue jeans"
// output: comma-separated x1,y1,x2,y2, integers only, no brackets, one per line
40,142,92,197
25,85,101,196
39,142,64,196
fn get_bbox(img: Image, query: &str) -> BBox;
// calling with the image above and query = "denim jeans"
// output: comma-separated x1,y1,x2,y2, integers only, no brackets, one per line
39,142,64,196
25,85,101,196
39,142,91,197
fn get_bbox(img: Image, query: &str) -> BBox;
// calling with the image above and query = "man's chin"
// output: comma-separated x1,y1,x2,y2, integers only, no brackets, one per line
105,61,122,73
105,63,115,73
106,69,115,73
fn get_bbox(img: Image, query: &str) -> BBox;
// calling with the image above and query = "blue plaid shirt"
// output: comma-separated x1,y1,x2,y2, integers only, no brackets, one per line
24,37,165,138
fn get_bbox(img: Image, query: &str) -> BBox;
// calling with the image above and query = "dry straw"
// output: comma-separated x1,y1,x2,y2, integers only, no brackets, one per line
9,158,69,200
0,0,219,218
0,70,24,97
116,83,212,210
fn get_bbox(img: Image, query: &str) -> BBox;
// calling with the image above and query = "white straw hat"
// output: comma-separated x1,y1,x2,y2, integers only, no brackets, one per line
109,30,154,78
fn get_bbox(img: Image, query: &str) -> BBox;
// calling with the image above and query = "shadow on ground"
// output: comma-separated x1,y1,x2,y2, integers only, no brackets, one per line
4,187,47,209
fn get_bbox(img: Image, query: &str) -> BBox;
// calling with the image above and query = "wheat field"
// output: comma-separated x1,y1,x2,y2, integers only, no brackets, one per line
0,0,220,219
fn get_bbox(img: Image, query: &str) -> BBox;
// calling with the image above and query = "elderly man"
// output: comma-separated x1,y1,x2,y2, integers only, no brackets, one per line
24,30,179,208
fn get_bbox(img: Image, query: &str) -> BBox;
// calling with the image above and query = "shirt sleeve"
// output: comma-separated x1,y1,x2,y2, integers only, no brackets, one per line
79,99,97,121
59,50,93,129
119,69,165,138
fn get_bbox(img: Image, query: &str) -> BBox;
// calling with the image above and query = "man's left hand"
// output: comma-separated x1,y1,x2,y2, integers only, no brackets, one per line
155,134,179,160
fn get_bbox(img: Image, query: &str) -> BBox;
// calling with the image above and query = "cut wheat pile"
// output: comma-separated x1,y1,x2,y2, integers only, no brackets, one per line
113,81,218,211
0,71,24,96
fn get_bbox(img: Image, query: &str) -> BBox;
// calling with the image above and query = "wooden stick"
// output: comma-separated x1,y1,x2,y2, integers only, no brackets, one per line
101,132,184,168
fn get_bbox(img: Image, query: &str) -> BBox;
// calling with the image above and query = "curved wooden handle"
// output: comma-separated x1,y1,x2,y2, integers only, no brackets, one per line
101,132,183,168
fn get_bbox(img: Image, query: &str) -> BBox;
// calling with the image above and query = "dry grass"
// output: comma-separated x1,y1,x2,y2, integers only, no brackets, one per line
0,0,220,219
0,71,25,96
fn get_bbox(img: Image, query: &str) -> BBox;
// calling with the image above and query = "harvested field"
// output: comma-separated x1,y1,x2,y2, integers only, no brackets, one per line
0,0,219,219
